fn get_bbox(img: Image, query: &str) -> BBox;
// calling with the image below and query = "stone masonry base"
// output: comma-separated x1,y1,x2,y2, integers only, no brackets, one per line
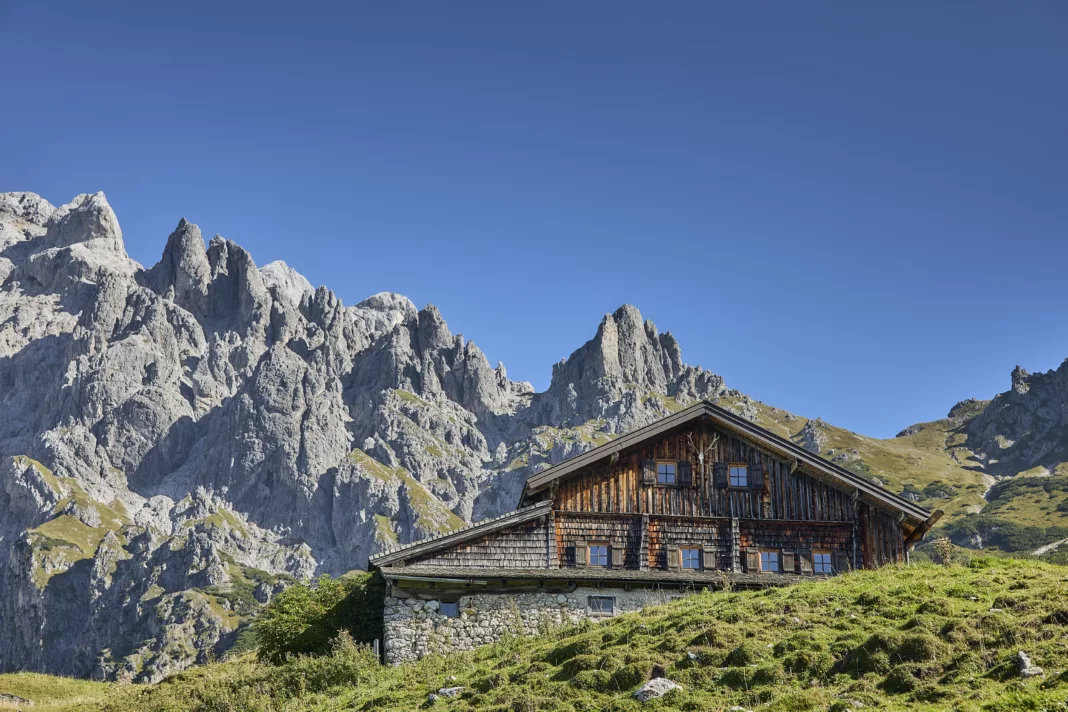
383,586,696,664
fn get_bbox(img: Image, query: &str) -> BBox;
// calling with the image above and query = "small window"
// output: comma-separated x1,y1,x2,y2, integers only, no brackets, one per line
657,462,677,485
681,548,701,570
589,544,609,567
760,550,780,573
813,551,832,575
588,595,615,615
439,601,460,618
729,465,748,487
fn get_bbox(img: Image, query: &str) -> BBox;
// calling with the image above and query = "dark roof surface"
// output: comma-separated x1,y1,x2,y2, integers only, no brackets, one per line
521,400,933,524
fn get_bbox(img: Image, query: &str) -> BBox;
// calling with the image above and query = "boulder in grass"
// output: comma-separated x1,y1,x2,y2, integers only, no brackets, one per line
1016,651,1043,678
633,678,682,702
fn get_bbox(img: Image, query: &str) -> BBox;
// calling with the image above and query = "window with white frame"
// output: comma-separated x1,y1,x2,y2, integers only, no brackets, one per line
439,601,460,618
588,544,609,567
681,548,701,570
657,462,677,485
729,465,748,487
813,551,832,574
760,550,780,572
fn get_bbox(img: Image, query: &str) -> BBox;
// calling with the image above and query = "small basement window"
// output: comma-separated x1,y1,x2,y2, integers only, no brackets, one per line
589,544,609,567
588,595,615,616
813,551,832,575
760,550,780,573
681,547,701,570
729,465,748,487
440,601,460,618
657,462,677,485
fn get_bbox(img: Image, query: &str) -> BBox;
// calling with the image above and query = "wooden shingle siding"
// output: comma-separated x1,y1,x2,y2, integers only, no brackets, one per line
647,517,722,570
408,517,550,569
555,512,644,569
554,422,855,523
738,520,855,573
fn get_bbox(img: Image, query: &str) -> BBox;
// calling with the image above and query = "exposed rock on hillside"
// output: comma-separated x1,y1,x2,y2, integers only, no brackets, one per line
967,363,1068,474
0,192,730,680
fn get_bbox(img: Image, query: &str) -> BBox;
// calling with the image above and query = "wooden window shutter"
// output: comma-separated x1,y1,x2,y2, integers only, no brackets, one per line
677,460,693,487
749,461,765,489
609,542,622,569
834,551,851,574
702,545,715,570
641,459,656,486
713,462,728,488
574,541,587,566
667,545,681,570
781,551,795,574
745,548,760,573
799,550,813,574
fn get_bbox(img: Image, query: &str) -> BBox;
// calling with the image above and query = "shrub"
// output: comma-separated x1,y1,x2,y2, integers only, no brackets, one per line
932,538,955,566
254,571,385,664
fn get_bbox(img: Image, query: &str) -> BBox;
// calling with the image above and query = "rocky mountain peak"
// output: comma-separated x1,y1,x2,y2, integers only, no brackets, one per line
1011,365,1031,394
142,218,211,309
549,305,676,393
44,192,125,253
260,260,313,307
538,304,718,428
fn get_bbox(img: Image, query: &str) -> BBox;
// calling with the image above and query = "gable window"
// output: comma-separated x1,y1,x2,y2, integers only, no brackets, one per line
589,544,609,567
681,548,701,570
729,465,748,487
760,550,780,573
588,595,615,616
439,601,460,618
813,551,832,575
657,461,677,485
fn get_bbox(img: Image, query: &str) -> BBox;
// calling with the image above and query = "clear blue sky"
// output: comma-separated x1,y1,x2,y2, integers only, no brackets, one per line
2,2,1066,438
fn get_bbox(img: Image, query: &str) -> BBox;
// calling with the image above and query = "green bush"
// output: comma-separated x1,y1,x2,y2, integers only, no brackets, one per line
253,571,385,664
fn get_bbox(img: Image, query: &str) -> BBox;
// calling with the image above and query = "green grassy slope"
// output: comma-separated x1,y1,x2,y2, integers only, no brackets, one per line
9,558,1068,712
749,403,990,526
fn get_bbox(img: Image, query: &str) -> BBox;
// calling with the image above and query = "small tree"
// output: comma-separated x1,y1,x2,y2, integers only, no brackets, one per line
254,571,385,664
932,538,955,567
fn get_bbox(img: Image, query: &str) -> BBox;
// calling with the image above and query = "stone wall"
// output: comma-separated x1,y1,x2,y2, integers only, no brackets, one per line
383,586,696,664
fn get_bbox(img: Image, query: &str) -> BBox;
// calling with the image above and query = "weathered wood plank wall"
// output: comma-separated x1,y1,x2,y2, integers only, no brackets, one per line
553,422,855,522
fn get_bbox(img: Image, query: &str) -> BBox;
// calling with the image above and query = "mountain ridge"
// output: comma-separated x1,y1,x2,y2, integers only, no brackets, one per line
0,190,1064,681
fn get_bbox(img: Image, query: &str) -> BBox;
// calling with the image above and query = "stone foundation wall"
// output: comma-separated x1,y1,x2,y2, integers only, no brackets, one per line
383,587,695,664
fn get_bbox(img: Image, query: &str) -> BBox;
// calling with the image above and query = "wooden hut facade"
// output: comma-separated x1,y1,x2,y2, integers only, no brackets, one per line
370,401,941,663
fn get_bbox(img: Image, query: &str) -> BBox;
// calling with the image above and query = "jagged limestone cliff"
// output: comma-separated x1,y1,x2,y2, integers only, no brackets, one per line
0,192,734,681
1,191,1065,682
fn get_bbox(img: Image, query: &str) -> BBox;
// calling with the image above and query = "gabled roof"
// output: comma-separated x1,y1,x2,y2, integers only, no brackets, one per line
369,500,552,568
521,400,933,525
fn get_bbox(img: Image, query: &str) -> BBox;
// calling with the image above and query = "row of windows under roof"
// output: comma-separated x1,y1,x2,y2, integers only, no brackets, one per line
582,544,837,573
656,462,751,486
